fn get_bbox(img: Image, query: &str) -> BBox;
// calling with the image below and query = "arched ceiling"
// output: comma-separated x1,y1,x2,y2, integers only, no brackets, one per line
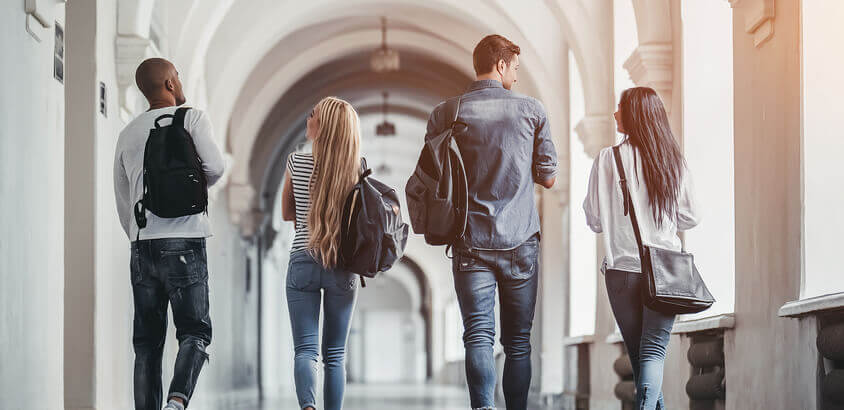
199,1,568,233
250,49,472,214
119,0,619,235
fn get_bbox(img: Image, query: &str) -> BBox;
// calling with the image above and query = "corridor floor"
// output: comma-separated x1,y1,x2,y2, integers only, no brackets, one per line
242,384,472,410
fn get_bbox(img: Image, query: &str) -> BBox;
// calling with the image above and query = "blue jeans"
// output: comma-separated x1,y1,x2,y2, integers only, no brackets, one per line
605,269,676,410
452,234,539,410
130,238,212,410
286,250,358,410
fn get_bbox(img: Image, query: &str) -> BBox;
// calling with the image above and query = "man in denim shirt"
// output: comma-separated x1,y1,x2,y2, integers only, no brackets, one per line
425,35,557,410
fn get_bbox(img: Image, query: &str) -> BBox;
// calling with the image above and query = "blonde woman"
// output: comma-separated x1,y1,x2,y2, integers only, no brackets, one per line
281,97,361,410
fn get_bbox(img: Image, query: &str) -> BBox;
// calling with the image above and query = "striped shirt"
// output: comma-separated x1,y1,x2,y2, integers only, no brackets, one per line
287,152,315,253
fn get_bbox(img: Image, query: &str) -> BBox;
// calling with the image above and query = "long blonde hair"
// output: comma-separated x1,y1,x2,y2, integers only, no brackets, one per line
307,97,361,268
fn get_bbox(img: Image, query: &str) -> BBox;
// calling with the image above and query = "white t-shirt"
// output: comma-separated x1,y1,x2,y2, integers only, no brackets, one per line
113,106,225,241
583,142,699,272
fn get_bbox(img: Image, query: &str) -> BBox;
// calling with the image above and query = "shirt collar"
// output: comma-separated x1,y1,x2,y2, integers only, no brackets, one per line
466,79,504,92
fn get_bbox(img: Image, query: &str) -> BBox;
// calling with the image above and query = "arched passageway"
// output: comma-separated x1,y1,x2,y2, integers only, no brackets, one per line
7,1,844,409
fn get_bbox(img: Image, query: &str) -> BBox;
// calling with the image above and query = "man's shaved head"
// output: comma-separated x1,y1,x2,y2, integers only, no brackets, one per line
135,58,186,108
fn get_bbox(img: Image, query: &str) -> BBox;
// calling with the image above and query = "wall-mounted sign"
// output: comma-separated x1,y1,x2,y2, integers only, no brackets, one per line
53,22,63,83
99,82,107,117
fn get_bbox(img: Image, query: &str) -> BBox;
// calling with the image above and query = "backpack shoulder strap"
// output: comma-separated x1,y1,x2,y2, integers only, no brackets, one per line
174,106,190,130
451,95,462,126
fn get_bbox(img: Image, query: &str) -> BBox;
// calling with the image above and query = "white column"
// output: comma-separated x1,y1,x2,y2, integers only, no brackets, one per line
65,1,98,408
625,0,674,112
537,46,570,400
727,1,811,408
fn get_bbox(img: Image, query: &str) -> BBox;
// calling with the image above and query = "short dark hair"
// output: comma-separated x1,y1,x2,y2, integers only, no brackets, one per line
472,35,521,75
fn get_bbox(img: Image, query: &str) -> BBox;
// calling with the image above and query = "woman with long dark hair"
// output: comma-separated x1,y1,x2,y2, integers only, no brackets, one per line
583,87,699,409
281,97,362,410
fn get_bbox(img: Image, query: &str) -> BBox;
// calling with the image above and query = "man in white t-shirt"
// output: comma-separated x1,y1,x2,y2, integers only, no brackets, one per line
113,58,224,410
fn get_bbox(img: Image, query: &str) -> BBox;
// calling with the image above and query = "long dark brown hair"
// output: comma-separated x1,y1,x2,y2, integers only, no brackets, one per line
619,87,685,228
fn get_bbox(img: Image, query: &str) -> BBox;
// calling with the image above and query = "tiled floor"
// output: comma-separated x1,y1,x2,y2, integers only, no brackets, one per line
242,384,473,410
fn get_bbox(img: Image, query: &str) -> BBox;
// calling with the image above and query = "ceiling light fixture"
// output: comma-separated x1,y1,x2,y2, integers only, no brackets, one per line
376,91,396,137
370,16,400,73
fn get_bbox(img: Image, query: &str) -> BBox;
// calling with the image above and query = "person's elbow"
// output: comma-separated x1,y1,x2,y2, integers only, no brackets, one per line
533,162,557,189
204,161,226,187
678,213,701,231
537,175,556,189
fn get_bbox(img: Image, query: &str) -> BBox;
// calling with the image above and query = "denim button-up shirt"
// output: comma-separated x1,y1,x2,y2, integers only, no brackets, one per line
425,80,558,250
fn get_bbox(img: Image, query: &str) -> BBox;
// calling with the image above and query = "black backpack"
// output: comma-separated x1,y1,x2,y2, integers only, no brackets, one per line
405,96,468,246
133,107,208,239
340,158,409,285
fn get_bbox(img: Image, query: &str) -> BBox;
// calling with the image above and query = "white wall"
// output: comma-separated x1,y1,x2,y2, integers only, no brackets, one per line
568,48,597,337
0,2,66,408
801,1,844,299
680,0,735,317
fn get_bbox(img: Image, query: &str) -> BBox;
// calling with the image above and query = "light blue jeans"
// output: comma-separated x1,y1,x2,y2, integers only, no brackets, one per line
605,269,675,410
286,250,358,410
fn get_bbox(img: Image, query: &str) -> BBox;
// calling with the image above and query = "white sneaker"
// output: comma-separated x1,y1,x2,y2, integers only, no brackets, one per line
163,400,185,410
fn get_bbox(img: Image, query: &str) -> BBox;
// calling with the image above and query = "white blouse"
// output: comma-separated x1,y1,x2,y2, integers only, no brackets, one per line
583,142,699,273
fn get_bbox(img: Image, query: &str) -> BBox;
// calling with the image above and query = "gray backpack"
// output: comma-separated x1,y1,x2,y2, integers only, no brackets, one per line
404,96,468,246
340,158,409,286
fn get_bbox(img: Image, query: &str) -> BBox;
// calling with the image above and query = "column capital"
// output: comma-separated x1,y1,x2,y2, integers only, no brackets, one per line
729,0,775,47
575,115,615,159
623,43,674,111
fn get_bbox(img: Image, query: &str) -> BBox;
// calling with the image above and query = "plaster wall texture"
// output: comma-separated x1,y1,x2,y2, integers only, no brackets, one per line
0,2,66,408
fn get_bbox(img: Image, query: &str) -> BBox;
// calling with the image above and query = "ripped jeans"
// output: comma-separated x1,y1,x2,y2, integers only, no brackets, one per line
130,238,212,410
605,269,675,410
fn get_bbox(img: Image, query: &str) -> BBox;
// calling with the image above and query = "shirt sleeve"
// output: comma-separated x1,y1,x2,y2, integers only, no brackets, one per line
188,109,226,187
286,153,296,175
113,140,131,238
583,152,603,233
532,102,558,182
677,166,700,230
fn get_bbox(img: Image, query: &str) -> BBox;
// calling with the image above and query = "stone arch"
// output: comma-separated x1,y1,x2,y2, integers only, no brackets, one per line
202,2,568,231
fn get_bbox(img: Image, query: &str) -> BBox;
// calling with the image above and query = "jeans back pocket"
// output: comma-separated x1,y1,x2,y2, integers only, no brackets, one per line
161,248,201,288
604,269,628,294
287,252,318,291
509,239,538,280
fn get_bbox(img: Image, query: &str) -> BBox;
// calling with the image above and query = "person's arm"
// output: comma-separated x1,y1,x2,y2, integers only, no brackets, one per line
188,109,226,186
677,166,700,230
532,101,558,189
113,143,131,238
280,155,296,222
583,153,603,233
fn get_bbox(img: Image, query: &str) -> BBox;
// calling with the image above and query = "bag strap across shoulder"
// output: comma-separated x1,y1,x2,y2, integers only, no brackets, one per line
173,106,190,130
451,95,462,127
612,145,645,258
152,106,190,129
